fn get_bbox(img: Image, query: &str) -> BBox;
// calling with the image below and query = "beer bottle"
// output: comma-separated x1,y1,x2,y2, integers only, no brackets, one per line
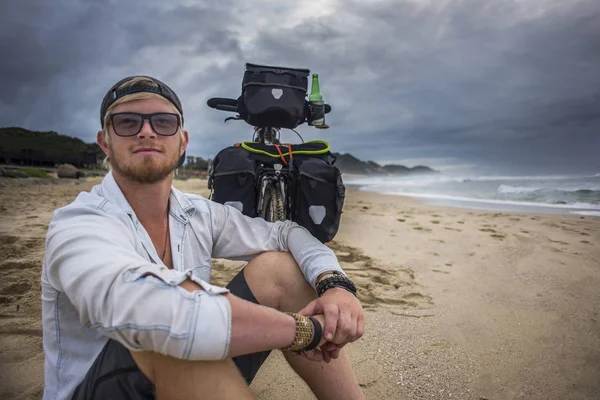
309,74,327,128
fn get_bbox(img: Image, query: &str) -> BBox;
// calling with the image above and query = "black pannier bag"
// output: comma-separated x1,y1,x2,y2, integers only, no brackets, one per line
208,146,257,217
238,63,310,129
293,157,345,243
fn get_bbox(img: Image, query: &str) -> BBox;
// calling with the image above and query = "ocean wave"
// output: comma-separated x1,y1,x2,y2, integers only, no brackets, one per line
467,174,578,182
497,185,600,194
571,210,600,217
367,190,600,210
497,185,541,194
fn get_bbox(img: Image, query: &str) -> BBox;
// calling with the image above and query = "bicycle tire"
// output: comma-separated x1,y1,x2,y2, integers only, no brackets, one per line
262,183,285,222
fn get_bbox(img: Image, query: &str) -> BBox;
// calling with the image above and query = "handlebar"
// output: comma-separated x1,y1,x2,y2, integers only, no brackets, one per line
207,97,238,113
207,97,332,114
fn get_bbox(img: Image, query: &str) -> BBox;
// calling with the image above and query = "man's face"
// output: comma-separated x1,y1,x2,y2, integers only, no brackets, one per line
98,97,188,184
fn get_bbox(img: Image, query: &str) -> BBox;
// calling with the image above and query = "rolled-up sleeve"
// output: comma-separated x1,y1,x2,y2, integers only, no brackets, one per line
209,202,344,287
45,205,231,360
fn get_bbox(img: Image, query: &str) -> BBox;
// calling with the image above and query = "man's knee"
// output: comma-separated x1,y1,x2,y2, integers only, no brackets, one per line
244,251,315,311
246,251,304,290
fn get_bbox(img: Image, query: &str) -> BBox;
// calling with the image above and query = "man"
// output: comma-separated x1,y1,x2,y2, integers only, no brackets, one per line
41,75,365,399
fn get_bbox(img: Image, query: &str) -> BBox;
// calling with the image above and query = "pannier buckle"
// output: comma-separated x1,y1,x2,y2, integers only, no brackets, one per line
274,164,283,176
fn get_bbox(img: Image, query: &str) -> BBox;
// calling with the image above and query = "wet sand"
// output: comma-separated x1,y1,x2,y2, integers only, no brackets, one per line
0,177,599,399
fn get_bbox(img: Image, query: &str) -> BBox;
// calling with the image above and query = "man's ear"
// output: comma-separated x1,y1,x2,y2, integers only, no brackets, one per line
97,130,110,156
180,129,189,156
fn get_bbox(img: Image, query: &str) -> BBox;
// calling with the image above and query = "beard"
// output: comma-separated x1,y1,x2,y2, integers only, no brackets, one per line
109,140,182,184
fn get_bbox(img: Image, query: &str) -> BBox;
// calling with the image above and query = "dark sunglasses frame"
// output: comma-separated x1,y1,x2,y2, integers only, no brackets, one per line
108,112,181,137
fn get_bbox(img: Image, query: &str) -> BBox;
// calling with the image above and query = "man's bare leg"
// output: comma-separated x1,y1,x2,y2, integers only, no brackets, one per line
130,351,255,400
243,251,365,400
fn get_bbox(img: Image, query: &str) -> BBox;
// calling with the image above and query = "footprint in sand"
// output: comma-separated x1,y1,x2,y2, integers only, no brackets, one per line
413,226,432,232
0,280,32,296
444,227,462,232
0,259,39,271
0,235,45,259
0,235,19,245
432,269,450,274
327,241,433,309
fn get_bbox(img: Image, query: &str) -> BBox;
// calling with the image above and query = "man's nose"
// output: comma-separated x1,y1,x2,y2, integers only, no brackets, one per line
137,119,156,138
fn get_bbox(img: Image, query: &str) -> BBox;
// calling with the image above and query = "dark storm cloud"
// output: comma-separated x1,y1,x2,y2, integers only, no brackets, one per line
1,0,599,175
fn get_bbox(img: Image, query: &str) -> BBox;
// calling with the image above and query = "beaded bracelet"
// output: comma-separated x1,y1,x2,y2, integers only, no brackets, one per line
316,274,357,297
281,312,315,352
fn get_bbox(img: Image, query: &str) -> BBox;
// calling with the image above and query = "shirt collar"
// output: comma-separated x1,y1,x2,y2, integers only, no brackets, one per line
100,170,196,222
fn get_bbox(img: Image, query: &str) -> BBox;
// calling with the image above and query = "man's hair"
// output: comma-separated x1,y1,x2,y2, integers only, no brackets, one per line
101,77,184,169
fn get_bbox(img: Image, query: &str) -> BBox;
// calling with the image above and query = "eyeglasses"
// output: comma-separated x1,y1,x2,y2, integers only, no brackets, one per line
108,112,181,137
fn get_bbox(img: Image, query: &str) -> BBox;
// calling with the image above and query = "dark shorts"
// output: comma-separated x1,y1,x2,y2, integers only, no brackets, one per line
71,268,271,400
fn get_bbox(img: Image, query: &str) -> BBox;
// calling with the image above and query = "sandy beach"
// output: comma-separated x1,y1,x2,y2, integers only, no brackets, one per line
0,176,599,400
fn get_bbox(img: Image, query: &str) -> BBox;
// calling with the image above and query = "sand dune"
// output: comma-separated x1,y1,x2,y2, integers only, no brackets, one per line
0,177,599,399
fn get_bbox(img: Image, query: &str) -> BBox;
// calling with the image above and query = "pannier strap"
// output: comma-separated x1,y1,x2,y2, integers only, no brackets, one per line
239,140,330,159
273,144,288,166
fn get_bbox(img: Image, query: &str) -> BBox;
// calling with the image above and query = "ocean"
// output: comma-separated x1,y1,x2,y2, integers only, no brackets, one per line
343,173,600,217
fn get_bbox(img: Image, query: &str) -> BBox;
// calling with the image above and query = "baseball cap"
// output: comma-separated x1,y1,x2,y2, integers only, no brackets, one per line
100,75,186,168
100,75,184,127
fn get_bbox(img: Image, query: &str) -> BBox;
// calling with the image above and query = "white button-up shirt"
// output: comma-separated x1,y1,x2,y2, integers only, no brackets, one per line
41,171,343,400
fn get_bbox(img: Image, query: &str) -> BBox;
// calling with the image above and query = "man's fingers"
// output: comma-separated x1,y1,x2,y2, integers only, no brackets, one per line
356,312,365,339
298,299,320,317
303,349,324,362
334,309,352,343
323,305,339,341
329,347,341,359
322,349,332,363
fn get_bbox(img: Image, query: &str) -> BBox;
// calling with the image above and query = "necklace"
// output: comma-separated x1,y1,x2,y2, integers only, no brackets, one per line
161,208,170,261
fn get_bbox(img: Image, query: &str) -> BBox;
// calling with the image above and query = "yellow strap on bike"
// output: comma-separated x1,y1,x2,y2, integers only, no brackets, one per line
239,140,330,158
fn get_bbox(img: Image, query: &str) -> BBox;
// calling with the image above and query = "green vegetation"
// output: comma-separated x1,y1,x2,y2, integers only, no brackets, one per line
21,167,51,178
333,153,438,175
0,127,102,167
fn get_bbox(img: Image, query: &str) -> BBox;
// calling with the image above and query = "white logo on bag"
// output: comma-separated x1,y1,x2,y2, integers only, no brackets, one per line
271,89,283,99
309,206,326,225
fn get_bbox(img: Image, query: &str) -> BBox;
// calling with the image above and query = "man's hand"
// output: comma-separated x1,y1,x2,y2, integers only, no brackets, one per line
298,287,365,361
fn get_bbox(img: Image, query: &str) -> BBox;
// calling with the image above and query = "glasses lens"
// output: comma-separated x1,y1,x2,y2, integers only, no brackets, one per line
112,113,142,136
151,113,179,136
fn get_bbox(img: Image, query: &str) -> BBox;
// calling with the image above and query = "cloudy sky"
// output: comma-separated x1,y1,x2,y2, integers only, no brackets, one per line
1,0,599,176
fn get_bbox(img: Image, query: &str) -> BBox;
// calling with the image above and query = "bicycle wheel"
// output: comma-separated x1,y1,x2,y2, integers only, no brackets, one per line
261,183,285,222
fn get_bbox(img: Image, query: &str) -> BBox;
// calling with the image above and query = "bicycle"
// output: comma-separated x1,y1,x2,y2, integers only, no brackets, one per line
205,64,344,243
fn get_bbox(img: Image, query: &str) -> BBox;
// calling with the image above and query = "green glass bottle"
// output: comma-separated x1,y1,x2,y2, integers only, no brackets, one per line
309,74,326,127
309,74,323,102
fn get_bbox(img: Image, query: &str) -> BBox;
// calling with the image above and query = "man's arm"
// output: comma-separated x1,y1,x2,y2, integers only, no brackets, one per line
208,201,365,351
209,202,344,287
46,206,324,361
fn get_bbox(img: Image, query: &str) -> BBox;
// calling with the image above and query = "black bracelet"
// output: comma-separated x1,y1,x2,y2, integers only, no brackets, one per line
316,275,357,297
299,316,323,353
